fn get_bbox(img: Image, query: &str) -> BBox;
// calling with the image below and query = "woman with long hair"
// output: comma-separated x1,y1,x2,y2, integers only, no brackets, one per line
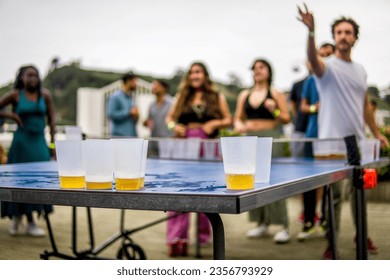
165,61,232,257
0,65,56,237
234,58,291,244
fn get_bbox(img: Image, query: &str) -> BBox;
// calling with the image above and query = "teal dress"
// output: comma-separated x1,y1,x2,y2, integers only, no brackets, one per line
1,90,53,218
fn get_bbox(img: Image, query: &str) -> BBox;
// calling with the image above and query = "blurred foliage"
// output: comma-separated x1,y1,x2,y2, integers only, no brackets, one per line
378,127,390,180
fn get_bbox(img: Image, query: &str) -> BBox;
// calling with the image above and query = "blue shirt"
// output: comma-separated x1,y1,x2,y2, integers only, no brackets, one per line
107,90,137,136
301,75,319,138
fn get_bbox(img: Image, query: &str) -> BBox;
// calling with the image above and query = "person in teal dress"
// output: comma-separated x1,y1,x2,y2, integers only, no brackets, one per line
0,65,56,237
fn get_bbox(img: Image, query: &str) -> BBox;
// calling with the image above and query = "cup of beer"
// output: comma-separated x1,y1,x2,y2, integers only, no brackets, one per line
83,139,114,190
55,140,86,189
139,139,149,188
220,136,258,190
255,137,273,183
111,138,144,191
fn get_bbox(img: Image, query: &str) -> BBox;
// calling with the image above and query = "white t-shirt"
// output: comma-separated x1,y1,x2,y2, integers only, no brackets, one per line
314,55,367,141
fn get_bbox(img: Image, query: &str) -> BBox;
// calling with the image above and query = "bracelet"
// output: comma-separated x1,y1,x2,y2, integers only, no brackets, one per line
167,121,176,131
309,30,315,38
273,108,281,118
48,142,55,149
309,104,316,113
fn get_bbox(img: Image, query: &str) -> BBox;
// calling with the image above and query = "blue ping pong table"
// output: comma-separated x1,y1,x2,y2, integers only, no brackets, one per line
0,157,387,259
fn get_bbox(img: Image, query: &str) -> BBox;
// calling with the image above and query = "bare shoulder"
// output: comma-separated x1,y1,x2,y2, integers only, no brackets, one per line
41,88,53,99
238,89,250,100
270,87,285,99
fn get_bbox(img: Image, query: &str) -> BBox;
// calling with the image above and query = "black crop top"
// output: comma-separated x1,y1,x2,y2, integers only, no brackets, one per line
244,89,276,120
178,105,219,138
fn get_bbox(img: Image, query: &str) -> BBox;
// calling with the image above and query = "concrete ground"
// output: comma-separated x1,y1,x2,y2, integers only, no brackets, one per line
1,188,389,260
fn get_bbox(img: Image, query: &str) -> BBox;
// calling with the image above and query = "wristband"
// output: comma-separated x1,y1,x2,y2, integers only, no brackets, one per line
309,30,315,38
167,121,176,131
309,104,316,113
48,142,55,149
273,108,281,118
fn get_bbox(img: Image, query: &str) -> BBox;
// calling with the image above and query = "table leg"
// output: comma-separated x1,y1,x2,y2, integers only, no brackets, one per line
326,184,338,260
204,213,225,260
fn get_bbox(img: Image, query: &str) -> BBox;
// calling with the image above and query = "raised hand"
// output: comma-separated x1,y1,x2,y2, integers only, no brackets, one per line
297,3,315,31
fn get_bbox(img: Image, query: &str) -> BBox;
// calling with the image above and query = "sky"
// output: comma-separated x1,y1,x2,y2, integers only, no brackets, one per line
0,0,389,91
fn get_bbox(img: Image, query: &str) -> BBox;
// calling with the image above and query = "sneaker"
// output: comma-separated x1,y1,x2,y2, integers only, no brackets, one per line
297,226,316,241
26,223,46,237
317,224,327,238
323,246,338,260
179,240,188,257
168,241,180,257
274,229,290,244
367,238,378,255
246,224,268,238
9,216,23,236
354,236,379,255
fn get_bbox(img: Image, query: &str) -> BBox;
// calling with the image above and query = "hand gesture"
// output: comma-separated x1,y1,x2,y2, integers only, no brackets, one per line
297,3,315,31
264,98,277,113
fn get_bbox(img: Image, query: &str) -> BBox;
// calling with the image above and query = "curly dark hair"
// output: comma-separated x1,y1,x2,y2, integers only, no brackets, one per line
331,17,360,39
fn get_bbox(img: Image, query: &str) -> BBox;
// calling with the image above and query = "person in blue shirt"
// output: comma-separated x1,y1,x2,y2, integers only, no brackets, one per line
107,72,139,137
297,43,334,241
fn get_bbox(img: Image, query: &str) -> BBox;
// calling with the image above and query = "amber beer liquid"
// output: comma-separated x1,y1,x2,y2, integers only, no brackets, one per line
225,174,255,190
59,176,86,189
116,178,142,191
86,181,112,190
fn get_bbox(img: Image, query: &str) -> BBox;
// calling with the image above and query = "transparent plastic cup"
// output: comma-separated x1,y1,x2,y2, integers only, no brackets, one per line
140,139,149,188
55,140,85,189
172,139,186,159
374,139,381,160
255,137,273,183
360,139,376,163
185,138,201,160
65,126,83,141
111,138,144,191
203,140,217,160
220,136,258,190
158,139,174,159
83,139,114,190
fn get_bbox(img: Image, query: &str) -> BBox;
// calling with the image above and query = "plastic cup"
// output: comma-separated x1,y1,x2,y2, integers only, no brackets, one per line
185,138,201,160
360,139,376,163
172,139,186,159
158,139,174,159
140,139,149,188
111,138,144,191
83,139,114,190
203,140,217,160
220,136,257,190
255,137,273,183
55,140,85,189
374,139,381,160
65,126,83,141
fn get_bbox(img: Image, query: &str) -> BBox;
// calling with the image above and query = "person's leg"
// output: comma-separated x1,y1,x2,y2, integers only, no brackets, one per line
323,181,342,259
349,183,378,254
166,212,190,257
25,212,45,237
247,207,269,238
297,189,317,241
267,200,290,244
199,213,211,245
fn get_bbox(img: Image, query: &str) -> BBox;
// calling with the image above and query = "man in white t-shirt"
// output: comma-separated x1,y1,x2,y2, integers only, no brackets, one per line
297,3,388,259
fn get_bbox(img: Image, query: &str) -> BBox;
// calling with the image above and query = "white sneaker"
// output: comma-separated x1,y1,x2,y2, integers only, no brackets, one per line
274,229,290,244
246,224,268,238
9,216,23,236
26,223,46,237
